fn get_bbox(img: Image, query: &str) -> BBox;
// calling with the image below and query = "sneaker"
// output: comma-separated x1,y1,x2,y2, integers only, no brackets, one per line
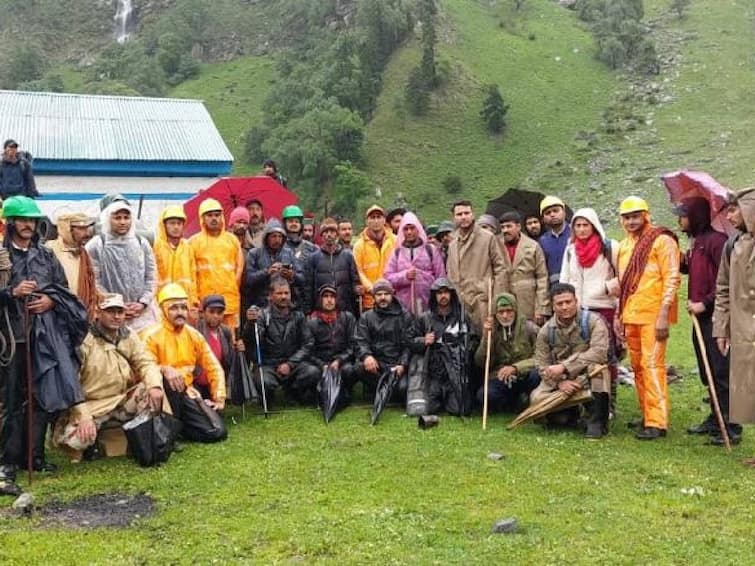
636,426,667,440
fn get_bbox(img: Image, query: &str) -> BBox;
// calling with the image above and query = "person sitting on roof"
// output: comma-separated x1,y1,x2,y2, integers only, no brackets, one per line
141,284,227,443
53,293,165,462
0,139,37,199
263,159,288,187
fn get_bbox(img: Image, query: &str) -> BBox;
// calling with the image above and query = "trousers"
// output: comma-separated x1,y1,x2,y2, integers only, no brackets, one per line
624,323,669,429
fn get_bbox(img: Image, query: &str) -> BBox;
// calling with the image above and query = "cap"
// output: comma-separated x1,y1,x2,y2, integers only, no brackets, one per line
318,284,337,297
540,196,565,215
365,204,385,218
436,221,454,235
426,224,438,237
320,217,338,232
229,206,250,225
477,214,500,232
99,293,125,310
372,279,394,295
201,295,226,310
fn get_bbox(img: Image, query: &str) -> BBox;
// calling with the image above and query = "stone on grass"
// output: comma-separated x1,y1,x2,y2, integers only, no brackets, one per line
12,493,34,516
487,452,505,461
492,517,518,534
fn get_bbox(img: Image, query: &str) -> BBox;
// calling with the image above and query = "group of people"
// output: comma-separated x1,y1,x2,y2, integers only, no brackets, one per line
0,178,753,496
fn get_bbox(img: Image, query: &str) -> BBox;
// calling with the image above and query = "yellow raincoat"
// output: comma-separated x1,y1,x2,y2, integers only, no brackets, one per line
141,314,226,403
189,200,244,325
353,227,396,309
153,206,199,309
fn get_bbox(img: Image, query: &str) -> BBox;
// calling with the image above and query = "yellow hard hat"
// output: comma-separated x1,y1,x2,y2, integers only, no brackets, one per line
618,196,649,215
158,283,189,305
162,205,187,222
198,198,223,217
539,196,565,215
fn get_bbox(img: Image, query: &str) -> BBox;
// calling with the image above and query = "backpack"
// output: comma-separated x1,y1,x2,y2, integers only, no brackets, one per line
723,233,741,262
547,308,591,349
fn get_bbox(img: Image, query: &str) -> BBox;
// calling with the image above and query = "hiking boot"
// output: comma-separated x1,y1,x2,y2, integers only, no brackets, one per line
584,393,609,440
687,416,716,435
635,426,667,440
0,466,22,497
708,427,743,446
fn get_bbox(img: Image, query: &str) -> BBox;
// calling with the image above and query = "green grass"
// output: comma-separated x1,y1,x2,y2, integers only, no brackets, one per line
1,308,754,564
169,56,276,175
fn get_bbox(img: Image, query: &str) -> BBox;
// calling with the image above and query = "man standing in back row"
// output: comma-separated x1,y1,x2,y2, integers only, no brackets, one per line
446,200,508,333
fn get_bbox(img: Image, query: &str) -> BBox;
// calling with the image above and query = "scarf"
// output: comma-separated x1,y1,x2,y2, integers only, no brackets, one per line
619,225,677,315
574,233,602,268
78,248,98,321
313,309,338,325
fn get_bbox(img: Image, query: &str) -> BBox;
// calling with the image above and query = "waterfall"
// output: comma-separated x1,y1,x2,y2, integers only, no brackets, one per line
114,0,134,44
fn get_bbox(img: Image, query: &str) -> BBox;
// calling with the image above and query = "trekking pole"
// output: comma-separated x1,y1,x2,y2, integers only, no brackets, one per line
23,299,33,485
691,314,731,452
482,277,493,431
253,321,269,418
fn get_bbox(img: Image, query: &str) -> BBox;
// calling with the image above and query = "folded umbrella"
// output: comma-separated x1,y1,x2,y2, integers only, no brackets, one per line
370,368,399,426
507,366,606,429
320,366,343,423
662,170,736,236
228,350,258,406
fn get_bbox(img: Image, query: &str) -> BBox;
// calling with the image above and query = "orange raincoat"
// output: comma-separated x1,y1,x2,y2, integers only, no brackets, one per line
153,206,199,309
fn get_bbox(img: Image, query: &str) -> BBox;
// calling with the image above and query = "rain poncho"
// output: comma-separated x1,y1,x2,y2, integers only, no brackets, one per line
153,207,199,309
189,201,243,321
86,200,158,332
384,212,446,313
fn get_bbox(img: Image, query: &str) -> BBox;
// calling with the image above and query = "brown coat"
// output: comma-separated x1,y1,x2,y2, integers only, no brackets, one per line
713,188,755,423
500,234,549,321
447,224,509,331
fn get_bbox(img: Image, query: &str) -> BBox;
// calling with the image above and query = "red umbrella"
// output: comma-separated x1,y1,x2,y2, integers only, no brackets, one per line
662,170,736,236
183,176,298,236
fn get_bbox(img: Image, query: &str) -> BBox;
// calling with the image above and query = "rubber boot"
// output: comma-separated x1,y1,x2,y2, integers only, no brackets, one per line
0,464,22,497
609,375,618,420
585,393,609,440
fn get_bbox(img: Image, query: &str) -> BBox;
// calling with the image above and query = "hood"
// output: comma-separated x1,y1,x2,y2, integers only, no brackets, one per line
100,199,136,240
395,211,427,248
263,218,287,247
570,208,606,241
428,277,461,314
679,197,711,236
493,292,526,337
738,187,755,234
156,205,186,245
477,214,500,234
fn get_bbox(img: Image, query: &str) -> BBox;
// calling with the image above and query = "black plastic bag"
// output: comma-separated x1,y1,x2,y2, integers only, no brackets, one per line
123,412,181,467
180,395,228,443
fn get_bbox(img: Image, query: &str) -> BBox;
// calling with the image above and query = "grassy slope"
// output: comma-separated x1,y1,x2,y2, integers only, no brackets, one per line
363,0,619,223
169,56,275,175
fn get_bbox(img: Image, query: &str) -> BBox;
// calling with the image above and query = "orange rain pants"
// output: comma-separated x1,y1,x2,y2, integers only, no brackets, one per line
624,323,669,430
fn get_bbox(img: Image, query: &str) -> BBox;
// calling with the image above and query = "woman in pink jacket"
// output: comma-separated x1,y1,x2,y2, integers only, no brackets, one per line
384,211,446,314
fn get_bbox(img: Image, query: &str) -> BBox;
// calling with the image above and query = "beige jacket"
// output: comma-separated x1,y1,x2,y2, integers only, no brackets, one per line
501,234,549,320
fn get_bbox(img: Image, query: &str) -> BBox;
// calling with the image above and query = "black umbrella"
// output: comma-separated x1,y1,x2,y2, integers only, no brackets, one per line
320,366,343,423
370,368,399,426
486,188,573,221
228,350,258,407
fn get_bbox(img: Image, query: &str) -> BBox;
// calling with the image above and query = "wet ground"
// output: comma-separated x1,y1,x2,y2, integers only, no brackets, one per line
36,493,155,529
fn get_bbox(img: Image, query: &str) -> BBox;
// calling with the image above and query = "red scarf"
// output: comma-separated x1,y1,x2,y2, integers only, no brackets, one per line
574,233,602,268
313,310,337,325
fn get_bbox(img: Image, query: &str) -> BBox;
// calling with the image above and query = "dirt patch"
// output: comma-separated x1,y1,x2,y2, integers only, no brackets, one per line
38,493,155,529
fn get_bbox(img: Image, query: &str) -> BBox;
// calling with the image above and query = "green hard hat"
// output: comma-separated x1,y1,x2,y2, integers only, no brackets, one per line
2,196,44,219
281,205,304,219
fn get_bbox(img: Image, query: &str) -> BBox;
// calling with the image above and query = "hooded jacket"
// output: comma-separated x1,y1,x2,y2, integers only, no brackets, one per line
474,292,539,376
679,197,727,312
153,207,199,309
355,297,415,368
189,201,243,317
353,226,396,309
306,244,360,315
86,200,159,332
384,212,446,313
242,304,313,368
713,188,755,423
141,305,226,403
244,219,304,308
413,278,474,352
559,208,619,310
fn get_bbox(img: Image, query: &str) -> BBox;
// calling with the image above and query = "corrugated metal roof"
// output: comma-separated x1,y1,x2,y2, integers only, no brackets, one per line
0,90,234,163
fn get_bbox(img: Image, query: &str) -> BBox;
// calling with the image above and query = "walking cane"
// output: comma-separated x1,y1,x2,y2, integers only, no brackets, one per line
410,280,417,316
253,321,269,418
691,314,731,451
23,300,33,485
482,277,494,431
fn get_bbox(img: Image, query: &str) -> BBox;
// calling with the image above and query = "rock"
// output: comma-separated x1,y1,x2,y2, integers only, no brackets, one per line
487,452,505,461
12,493,34,516
492,517,518,534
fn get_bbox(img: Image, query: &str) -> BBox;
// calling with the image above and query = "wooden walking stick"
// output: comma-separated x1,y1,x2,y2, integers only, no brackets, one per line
410,279,416,316
691,314,731,452
482,276,494,431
